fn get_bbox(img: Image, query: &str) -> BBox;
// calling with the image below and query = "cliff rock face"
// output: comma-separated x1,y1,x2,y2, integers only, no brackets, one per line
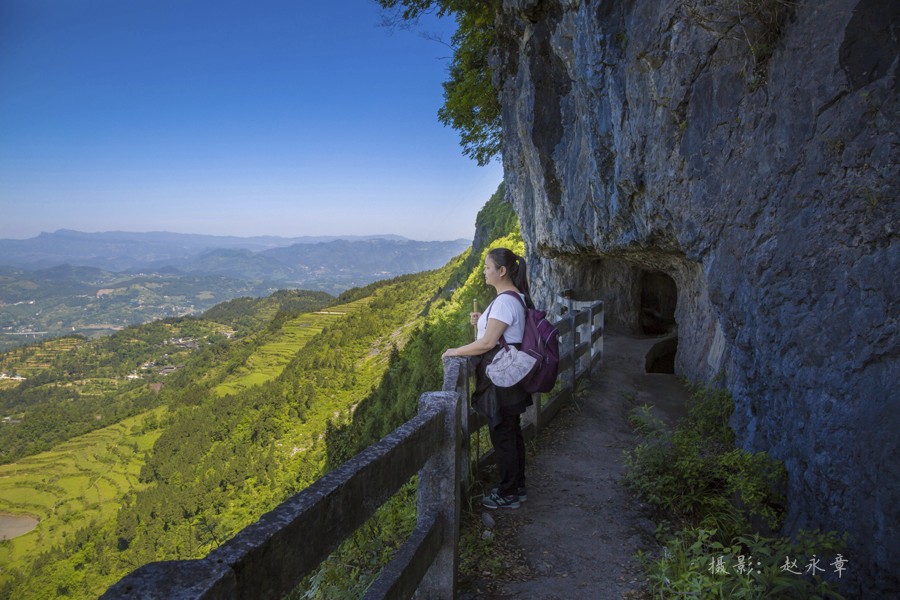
496,0,898,593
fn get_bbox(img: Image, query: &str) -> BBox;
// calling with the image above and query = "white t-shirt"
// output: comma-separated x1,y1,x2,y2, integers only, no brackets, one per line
477,292,526,344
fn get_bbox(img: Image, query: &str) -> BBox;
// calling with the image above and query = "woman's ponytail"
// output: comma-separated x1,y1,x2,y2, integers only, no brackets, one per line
488,247,533,307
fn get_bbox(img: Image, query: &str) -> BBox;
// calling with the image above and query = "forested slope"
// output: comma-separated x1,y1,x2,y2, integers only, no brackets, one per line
0,290,332,464
304,186,525,597
0,185,519,599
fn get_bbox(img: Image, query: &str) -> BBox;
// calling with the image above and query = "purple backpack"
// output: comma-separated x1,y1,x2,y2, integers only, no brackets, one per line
497,291,560,393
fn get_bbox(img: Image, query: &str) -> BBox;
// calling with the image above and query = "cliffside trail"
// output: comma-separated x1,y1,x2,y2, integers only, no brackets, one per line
461,331,690,598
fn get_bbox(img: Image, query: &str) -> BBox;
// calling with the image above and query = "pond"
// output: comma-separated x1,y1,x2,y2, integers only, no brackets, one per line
0,513,39,540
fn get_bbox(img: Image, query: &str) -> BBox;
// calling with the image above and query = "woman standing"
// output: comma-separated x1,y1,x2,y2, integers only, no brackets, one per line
442,248,532,509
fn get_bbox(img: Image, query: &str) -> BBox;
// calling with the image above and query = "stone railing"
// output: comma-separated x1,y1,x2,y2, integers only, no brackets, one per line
102,297,603,600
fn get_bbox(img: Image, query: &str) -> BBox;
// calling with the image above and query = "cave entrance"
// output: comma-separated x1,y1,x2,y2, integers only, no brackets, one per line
640,270,677,334
640,270,678,373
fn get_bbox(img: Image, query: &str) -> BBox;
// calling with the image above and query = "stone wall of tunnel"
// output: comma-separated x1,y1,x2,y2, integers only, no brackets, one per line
540,251,725,382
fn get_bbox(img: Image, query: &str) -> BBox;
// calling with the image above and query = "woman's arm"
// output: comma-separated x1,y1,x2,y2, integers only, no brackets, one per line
442,318,508,359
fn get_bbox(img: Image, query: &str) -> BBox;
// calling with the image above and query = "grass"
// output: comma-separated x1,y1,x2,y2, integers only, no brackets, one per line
0,407,165,585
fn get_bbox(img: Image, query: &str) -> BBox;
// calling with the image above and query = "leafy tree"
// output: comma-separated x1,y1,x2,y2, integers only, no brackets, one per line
379,0,501,165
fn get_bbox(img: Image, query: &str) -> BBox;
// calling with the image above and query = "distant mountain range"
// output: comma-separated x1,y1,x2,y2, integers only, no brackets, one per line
0,230,470,283
0,230,472,350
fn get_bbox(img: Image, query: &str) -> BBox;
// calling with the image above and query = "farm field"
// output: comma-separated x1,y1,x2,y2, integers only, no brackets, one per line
0,336,83,379
0,408,166,582
212,298,370,397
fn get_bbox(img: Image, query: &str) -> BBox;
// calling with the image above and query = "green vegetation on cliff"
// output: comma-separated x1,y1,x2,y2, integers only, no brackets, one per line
300,192,521,597
624,383,846,598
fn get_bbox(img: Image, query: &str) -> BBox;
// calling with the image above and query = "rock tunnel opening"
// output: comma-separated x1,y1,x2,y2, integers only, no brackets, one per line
640,270,678,373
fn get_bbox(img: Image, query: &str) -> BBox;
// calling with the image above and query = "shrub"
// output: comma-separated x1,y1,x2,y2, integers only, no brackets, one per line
639,527,847,599
623,383,785,540
625,382,845,598
684,0,798,87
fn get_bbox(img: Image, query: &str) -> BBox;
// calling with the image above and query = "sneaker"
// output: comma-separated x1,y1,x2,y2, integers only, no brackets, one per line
482,491,521,509
492,486,527,502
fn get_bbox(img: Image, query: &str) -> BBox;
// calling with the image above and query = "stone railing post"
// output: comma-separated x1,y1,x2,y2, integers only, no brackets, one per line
559,290,577,393
442,356,469,495
567,311,577,393
594,301,604,369
415,388,462,599
526,391,540,438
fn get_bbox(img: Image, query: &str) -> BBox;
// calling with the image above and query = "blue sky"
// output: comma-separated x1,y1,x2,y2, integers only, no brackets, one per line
0,0,503,241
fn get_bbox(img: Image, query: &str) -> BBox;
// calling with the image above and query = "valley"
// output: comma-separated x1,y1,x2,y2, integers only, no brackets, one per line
0,232,470,352
0,192,517,598
0,269,275,352
0,254,480,598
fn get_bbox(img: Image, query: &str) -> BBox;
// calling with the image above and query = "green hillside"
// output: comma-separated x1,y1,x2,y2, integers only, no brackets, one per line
0,186,520,599
0,290,332,465
0,263,470,598
212,298,368,397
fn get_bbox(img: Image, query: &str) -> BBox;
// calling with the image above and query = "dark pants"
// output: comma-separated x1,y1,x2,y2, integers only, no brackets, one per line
489,412,526,496
471,347,530,497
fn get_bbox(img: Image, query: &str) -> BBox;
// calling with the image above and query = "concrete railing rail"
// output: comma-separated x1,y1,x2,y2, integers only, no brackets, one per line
103,296,603,600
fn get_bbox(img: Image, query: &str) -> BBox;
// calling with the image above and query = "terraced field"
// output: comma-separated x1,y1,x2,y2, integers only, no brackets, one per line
0,408,165,579
0,336,83,378
212,298,371,397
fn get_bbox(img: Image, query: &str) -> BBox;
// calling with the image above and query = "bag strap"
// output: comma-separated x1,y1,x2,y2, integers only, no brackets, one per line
484,298,508,350
498,289,527,309
485,290,526,349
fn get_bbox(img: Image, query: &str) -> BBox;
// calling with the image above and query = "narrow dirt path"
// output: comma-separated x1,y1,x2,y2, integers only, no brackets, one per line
461,331,690,599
